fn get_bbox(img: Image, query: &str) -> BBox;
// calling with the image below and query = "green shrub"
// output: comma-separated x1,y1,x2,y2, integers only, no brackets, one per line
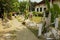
7,12,12,20
32,11,43,17
37,12,43,17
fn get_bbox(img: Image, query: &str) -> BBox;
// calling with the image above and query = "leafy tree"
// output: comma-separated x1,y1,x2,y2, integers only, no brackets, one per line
0,0,19,13
51,4,60,22
45,0,50,10
12,2,20,12
45,0,60,22
0,0,12,18
29,1,37,11
19,1,27,13
0,0,20,19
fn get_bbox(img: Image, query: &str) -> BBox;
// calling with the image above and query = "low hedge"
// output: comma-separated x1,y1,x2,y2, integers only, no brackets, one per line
32,11,43,17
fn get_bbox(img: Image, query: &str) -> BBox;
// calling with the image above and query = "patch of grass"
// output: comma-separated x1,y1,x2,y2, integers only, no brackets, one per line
31,16,43,23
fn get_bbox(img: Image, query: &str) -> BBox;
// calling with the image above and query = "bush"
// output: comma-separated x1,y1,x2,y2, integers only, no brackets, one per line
7,12,12,20
32,11,43,17
37,12,43,17
32,11,36,16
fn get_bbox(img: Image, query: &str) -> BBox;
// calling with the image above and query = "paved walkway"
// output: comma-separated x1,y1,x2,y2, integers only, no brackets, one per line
0,17,39,40
16,25,39,40
12,17,39,40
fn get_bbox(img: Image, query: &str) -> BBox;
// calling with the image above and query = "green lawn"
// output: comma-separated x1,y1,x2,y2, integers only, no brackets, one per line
31,16,43,23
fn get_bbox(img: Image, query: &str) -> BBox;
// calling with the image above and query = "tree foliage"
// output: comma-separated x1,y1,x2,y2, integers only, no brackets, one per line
0,0,19,13
19,1,27,13
45,0,50,10
12,1,19,12
45,0,60,22
29,1,37,11
50,4,60,22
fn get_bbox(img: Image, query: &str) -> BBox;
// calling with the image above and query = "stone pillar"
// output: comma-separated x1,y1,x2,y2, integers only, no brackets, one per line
55,18,59,29
38,23,43,36
39,7,40,12
38,7,39,12
42,7,44,12
44,12,45,17
35,8,37,12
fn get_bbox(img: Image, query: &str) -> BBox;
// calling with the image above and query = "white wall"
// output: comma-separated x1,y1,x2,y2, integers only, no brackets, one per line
35,0,60,12
35,4,47,12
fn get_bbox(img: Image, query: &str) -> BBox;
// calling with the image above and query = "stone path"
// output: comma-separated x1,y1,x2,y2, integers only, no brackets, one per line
0,17,39,40
12,17,39,40
16,25,39,40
